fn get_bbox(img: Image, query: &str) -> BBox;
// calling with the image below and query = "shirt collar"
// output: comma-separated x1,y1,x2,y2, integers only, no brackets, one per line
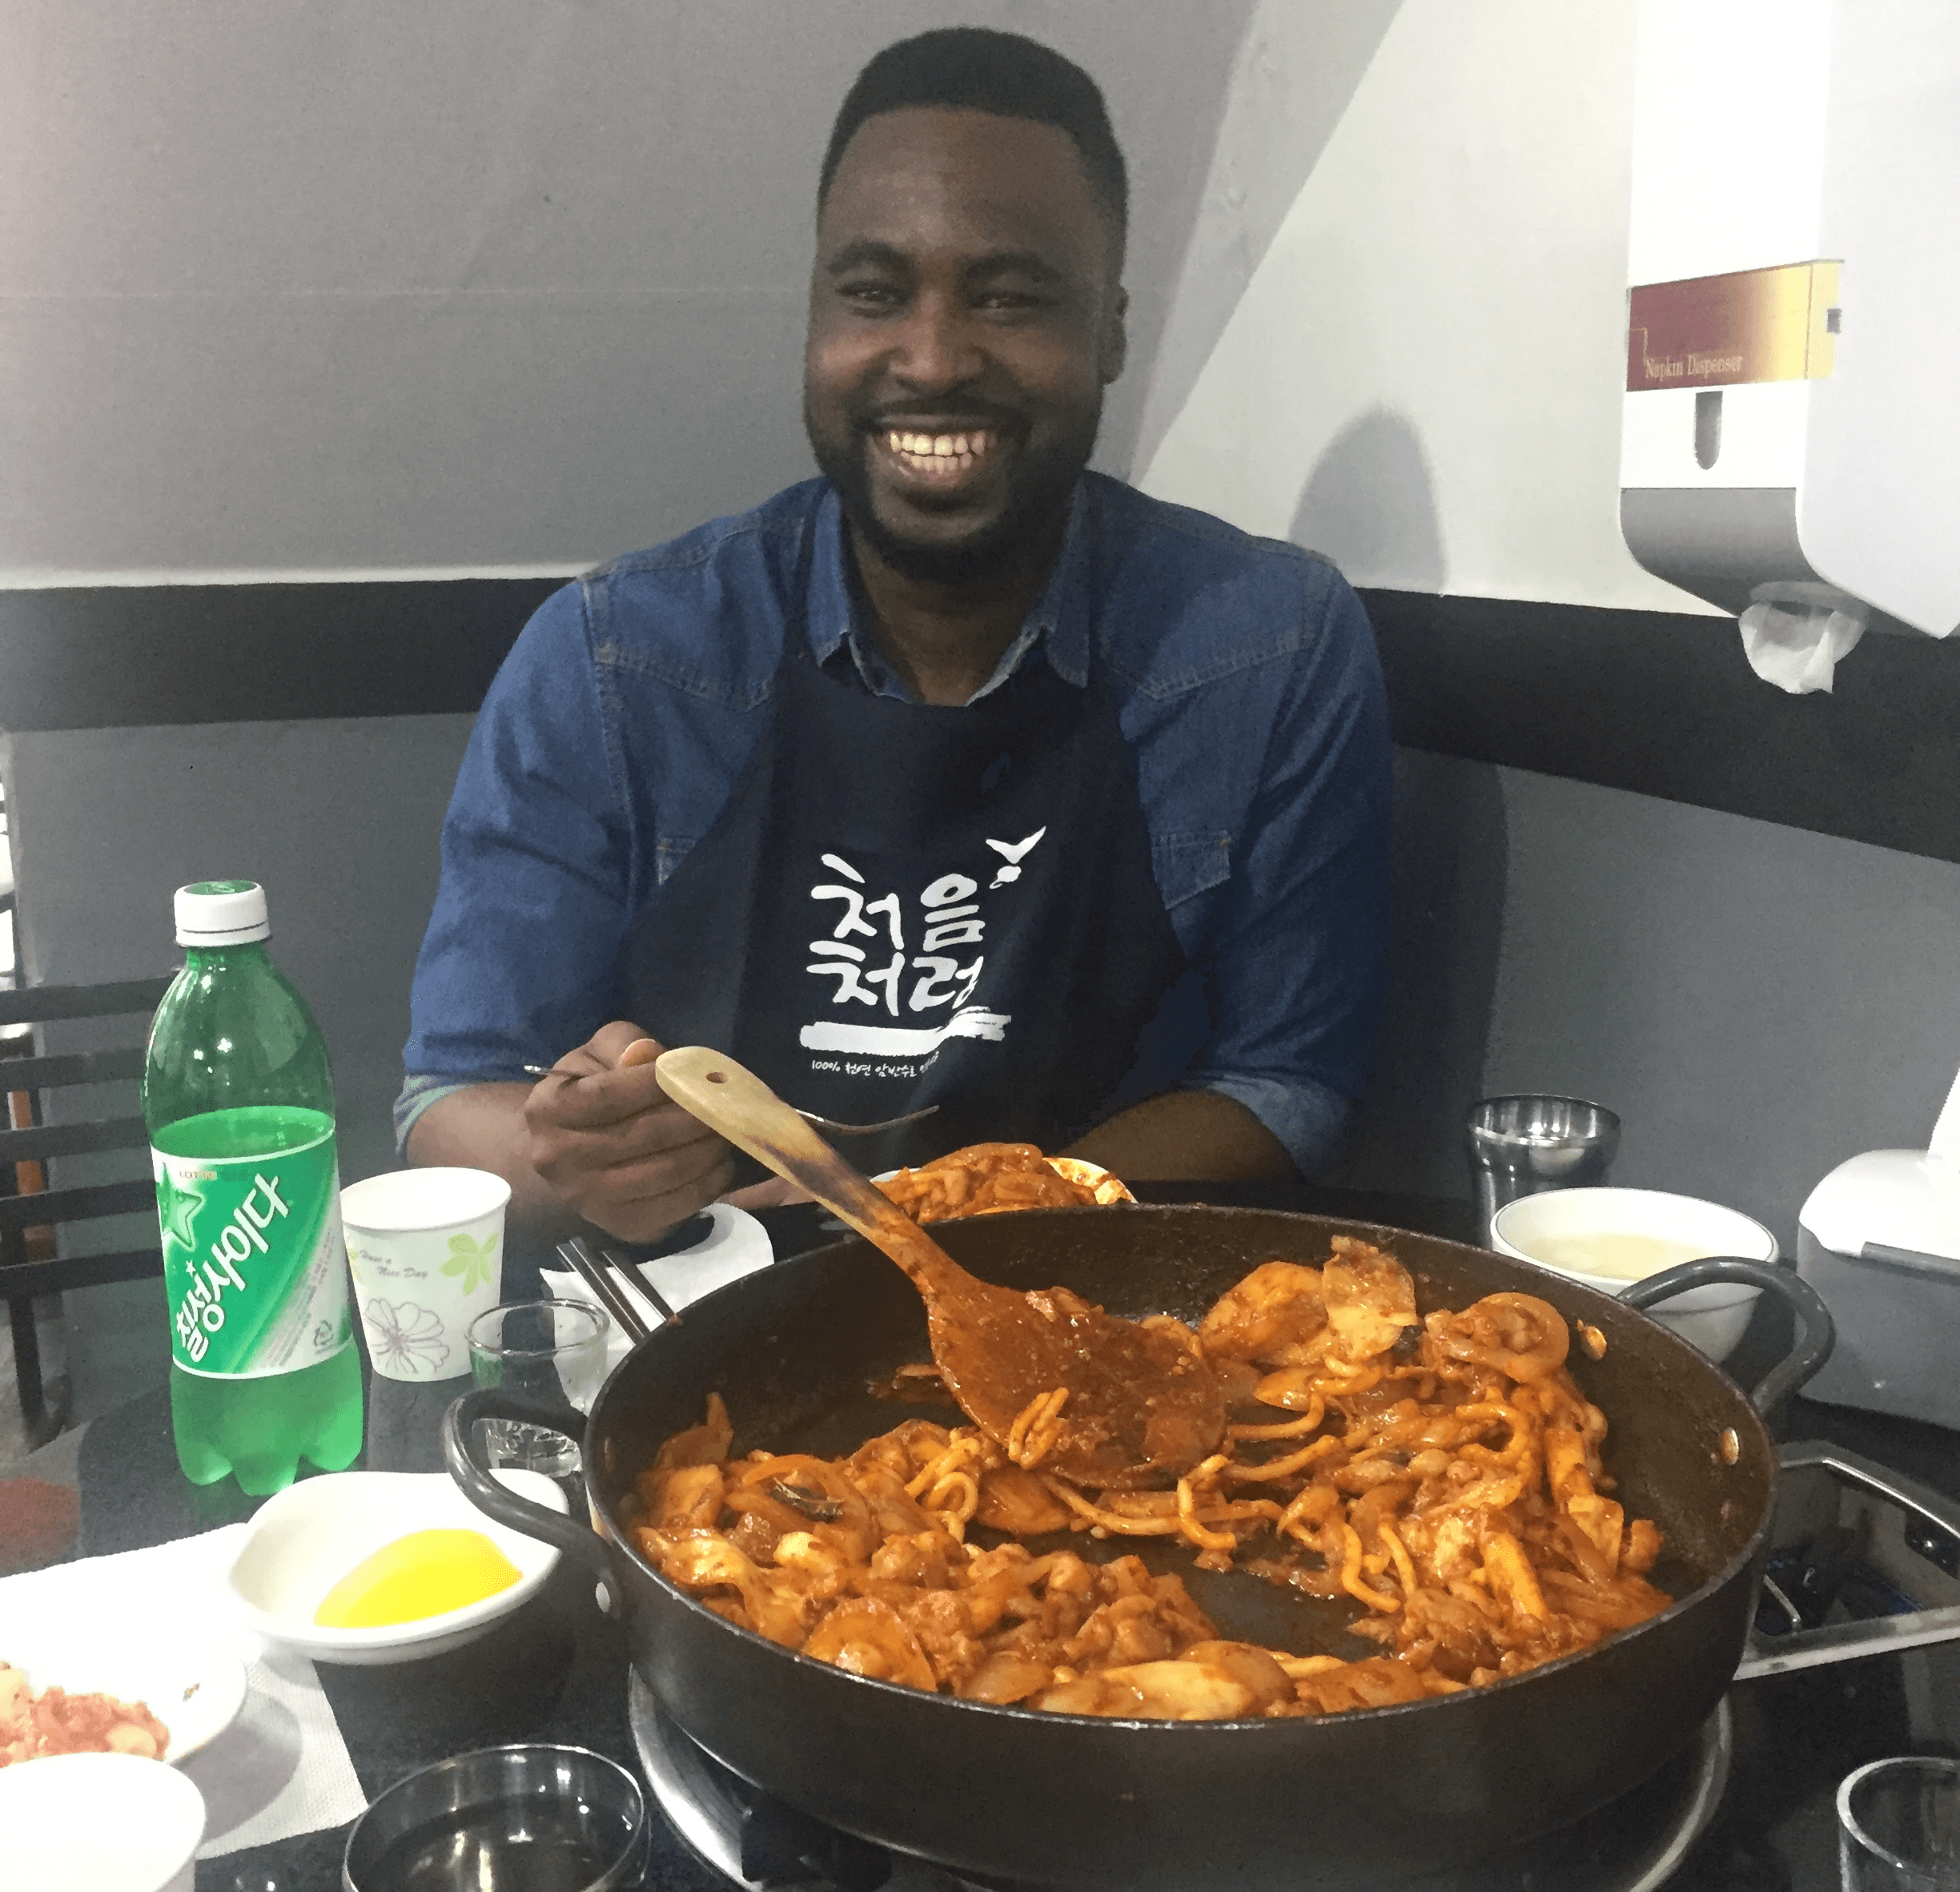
804,482,1093,702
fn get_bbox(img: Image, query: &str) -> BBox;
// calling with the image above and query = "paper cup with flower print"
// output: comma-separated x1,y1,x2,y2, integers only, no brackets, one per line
340,1168,510,1382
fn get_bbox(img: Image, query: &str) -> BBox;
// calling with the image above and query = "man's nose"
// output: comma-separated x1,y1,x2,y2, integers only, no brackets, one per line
889,292,982,391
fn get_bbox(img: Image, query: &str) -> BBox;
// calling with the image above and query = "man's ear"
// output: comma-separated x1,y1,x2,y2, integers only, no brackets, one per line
1101,285,1129,386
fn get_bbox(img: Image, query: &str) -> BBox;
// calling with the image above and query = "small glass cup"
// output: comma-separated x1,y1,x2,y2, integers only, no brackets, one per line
1466,1095,1621,1246
1840,1756,1960,1890
466,1298,609,1480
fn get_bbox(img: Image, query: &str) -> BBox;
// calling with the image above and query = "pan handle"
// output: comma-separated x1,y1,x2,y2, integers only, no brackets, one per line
440,1389,615,1585
1733,1443,1960,1681
1621,1257,1834,1417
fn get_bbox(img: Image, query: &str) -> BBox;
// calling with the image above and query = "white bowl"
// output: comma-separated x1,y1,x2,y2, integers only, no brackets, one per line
224,1468,566,1665
0,1750,207,1891
1489,1187,1779,1362
1,1629,246,1764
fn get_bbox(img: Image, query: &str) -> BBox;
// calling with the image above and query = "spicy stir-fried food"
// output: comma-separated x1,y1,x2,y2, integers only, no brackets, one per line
0,1661,170,1764
879,1143,1131,1224
623,1239,1670,1721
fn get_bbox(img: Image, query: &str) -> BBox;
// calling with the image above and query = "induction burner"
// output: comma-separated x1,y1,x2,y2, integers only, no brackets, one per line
628,1671,1731,1892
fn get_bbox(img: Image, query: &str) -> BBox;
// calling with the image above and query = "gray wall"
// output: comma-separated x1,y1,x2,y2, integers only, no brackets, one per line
3,716,472,1419
5,716,475,1184
2,0,1255,582
1335,752,1960,1254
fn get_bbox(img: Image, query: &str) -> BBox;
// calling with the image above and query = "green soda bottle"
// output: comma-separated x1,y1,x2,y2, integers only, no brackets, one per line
143,880,363,1493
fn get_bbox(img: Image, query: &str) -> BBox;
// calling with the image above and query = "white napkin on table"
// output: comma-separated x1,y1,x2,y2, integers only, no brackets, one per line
540,1203,775,1370
0,1522,368,1858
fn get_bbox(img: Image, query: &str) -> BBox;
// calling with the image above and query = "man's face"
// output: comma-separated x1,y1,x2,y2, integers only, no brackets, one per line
805,106,1127,584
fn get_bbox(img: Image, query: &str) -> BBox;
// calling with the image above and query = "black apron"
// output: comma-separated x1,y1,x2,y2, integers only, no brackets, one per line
623,497,1191,1175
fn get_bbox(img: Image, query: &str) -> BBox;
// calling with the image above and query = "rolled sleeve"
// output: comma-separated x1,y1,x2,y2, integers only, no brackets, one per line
1185,1070,1355,1179
1185,572,1392,1174
392,1074,476,1159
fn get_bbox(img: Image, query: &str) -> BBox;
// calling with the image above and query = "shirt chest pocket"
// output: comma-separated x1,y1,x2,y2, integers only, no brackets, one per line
1151,830,1232,918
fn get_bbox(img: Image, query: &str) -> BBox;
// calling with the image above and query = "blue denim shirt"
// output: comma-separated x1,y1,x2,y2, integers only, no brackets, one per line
400,473,1392,1176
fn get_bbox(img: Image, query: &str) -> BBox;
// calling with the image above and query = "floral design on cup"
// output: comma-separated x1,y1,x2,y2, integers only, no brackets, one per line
362,1299,450,1377
442,1231,499,1297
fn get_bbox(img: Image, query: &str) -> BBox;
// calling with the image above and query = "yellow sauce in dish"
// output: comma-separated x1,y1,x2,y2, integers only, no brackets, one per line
314,1528,520,1629
1528,1232,1709,1282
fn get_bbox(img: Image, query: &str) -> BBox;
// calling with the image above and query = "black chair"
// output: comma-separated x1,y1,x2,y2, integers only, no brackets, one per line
0,976,174,1445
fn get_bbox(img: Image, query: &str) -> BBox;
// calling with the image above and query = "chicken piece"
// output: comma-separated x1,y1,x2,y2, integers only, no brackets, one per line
895,1589,985,1689
770,1531,853,1597
1063,1593,1180,1669
656,1463,725,1531
869,1529,955,1590
803,1598,938,1690
652,1533,810,1647
1622,1517,1664,1575
1198,1262,1327,1364
961,1545,1054,1633
648,1392,733,1476
845,1461,939,1538
635,1392,734,1520
1321,1242,1417,1361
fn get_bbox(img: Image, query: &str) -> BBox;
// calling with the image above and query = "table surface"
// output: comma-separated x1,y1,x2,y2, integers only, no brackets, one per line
66,1181,1960,1892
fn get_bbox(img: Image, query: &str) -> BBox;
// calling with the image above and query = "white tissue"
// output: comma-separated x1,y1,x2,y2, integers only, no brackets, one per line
1737,596,1866,694
540,1203,774,1371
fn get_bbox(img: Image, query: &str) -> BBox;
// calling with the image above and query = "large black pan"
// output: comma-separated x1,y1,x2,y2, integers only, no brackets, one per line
445,1207,1831,1891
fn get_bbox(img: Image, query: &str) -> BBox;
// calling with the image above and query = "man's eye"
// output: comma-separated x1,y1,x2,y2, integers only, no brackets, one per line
975,291,1049,315
839,281,902,308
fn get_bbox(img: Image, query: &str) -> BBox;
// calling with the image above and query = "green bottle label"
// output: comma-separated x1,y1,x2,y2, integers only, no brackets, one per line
154,1124,352,1378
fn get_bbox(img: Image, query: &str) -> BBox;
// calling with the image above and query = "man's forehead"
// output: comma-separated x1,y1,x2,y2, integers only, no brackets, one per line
817,106,1107,261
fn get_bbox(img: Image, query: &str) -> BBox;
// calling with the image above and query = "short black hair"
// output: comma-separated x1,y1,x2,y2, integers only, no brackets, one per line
819,26,1127,251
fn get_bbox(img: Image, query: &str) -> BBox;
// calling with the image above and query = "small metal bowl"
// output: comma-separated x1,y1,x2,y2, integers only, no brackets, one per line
343,1744,646,1892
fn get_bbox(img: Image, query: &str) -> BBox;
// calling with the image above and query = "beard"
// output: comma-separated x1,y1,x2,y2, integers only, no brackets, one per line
805,400,1102,588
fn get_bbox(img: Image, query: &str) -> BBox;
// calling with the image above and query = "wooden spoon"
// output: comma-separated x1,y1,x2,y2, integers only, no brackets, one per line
654,1046,1223,1490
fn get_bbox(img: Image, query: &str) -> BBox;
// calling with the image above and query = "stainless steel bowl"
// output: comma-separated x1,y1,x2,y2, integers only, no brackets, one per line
342,1744,645,1892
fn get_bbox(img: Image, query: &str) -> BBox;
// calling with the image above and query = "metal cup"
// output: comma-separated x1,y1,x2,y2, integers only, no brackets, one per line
343,1743,646,1891
1466,1095,1621,1247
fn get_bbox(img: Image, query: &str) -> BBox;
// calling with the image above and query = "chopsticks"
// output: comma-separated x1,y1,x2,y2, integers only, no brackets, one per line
555,1235,679,1344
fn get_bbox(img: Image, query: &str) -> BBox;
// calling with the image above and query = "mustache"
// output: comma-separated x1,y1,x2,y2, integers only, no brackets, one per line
860,408,1018,432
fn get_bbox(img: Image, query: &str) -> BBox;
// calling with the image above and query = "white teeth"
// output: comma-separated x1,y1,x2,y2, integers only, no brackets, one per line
883,429,994,468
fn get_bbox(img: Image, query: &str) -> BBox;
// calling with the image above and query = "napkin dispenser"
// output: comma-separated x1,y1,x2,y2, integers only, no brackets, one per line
1618,0,1960,689
1796,1067,1960,1428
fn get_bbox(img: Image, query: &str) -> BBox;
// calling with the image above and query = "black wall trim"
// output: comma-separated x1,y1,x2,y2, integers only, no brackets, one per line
3,579,1957,866
0,579,557,730
1363,588,1960,866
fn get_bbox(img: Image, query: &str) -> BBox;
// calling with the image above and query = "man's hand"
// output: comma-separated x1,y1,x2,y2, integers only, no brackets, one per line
521,1023,738,1241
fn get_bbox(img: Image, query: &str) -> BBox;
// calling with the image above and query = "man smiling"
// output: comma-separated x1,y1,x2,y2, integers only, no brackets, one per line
399,28,1392,1243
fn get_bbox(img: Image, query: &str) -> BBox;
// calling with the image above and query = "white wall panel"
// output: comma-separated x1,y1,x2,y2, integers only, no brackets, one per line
1139,0,1717,613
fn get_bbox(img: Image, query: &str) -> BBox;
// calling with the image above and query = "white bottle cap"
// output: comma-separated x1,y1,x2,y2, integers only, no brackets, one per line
174,879,270,947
